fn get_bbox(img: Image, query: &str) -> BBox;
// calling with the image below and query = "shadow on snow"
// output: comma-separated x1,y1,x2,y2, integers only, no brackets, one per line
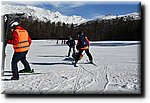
90,42,140,46
30,62,72,66
62,57,74,61
37,55,66,58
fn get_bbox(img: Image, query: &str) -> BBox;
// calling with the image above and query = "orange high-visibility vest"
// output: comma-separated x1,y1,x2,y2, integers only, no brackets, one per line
13,29,30,52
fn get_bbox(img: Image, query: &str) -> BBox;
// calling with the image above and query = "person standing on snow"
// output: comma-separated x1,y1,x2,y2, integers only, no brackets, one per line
66,35,75,57
74,31,93,67
7,20,33,80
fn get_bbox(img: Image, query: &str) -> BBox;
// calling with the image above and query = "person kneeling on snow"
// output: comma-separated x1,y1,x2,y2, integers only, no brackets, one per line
74,31,93,67
7,20,33,80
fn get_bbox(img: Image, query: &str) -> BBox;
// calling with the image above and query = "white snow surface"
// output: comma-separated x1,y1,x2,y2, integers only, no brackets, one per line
1,40,141,94
1,4,87,25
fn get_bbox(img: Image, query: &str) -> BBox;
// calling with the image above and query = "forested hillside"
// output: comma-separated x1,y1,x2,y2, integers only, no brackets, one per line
20,16,141,41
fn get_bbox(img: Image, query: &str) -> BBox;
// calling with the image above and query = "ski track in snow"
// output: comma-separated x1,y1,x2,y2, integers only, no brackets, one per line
1,40,141,94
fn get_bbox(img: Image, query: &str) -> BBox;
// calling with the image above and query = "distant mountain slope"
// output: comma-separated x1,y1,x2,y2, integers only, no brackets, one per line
2,4,140,25
1,4,141,40
84,12,140,25
2,4,87,25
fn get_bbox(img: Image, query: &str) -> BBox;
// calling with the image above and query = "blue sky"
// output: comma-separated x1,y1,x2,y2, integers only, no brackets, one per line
2,1,141,19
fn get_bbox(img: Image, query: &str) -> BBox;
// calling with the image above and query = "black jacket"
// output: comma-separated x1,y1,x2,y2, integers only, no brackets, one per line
66,39,75,47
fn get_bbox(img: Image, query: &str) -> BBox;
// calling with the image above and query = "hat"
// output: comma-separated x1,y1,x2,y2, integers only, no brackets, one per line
9,21,19,27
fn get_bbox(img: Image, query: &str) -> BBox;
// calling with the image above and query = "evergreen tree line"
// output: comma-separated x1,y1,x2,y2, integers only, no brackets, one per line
20,17,141,41
77,18,141,41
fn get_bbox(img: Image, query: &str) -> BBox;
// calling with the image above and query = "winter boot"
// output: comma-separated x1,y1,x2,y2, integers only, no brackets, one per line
74,61,78,67
89,60,93,64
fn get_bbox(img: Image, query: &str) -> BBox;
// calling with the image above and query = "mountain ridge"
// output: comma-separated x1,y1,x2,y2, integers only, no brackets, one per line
2,4,87,25
2,4,140,25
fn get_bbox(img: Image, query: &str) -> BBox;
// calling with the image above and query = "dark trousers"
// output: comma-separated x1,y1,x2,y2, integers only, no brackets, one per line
75,49,93,63
11,51,31,78
68,47,75,57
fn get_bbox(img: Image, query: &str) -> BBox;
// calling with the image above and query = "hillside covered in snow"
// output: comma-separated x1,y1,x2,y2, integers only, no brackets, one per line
2,4,140,25
95,13,140,21
1,4,141,41
1,4,87,25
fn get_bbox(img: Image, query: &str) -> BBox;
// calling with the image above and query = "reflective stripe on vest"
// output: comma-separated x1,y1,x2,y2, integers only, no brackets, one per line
18,40,28,44
13,29,30,52
80,46,89,50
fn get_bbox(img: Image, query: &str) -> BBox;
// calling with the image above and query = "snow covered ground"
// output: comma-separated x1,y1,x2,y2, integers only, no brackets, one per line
1,40,141,94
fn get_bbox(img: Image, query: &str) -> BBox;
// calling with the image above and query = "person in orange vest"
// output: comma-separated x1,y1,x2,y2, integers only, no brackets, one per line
74,31,93,67
7,21,32,80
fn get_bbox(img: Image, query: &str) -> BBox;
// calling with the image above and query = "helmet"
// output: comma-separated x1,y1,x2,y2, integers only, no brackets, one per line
9,21,19,28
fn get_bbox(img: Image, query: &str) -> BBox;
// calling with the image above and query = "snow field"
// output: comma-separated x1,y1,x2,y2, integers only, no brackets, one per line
1,40,141,94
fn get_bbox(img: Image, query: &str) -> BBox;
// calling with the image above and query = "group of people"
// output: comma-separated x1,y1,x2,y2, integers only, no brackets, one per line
66,32,93,67
6,20,93,80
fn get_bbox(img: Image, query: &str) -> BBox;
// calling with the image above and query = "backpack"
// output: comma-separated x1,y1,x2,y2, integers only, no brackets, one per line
79,34,88,48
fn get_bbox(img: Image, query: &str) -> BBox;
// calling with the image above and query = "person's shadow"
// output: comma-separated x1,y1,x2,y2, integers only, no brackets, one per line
62,57,74,61
30,62,72,66
37,55,66,58
1,71,41,81
31,55,74,66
